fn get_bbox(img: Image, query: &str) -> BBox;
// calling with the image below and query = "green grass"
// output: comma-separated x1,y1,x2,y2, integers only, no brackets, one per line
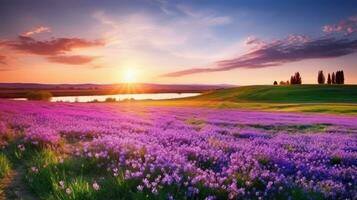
132,99,357,115
130,84,357,115
248,123,330,133
192,85,357,103
0,153,11,178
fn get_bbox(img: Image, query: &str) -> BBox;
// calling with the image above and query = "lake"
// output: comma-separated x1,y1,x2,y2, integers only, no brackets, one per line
13,93,201,102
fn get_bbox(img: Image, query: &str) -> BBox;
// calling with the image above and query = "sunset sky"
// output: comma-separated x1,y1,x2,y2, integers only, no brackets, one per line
0,0,356,85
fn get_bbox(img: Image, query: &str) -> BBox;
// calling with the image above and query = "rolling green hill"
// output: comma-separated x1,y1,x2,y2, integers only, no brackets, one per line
193,85,357,103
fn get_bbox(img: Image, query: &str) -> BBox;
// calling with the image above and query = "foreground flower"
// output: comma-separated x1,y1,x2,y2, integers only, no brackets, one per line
18,144,25,151
30,166,38,173
0,100,356,199
59,180,65,189
66,188,71,194
137,185,144,191
93,181,100,191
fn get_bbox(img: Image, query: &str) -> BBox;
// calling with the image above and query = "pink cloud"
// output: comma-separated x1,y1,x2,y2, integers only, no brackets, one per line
47,55,98,65
322,15,357,35
6,36,104,55
163,35,357,77
22,26,51,36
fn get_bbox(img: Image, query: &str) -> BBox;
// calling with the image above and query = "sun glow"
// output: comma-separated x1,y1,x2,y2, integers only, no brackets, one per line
122,68,137,83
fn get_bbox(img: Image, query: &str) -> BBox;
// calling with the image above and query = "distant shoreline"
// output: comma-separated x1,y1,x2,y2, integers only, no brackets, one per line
0,83,232,98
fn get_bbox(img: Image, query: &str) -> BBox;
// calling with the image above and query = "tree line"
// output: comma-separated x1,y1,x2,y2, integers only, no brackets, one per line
319,70,344,84
273,70,345,85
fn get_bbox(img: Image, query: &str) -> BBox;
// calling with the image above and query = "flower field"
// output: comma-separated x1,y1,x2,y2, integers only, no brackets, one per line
0,100,356,200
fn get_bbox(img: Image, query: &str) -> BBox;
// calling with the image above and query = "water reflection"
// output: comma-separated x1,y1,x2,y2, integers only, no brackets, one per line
13,93,200,102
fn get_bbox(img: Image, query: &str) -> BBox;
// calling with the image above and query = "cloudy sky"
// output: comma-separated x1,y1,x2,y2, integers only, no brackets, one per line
0,0,356,84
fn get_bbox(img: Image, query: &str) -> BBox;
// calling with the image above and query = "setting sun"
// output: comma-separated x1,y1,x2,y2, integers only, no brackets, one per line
122,68,136,83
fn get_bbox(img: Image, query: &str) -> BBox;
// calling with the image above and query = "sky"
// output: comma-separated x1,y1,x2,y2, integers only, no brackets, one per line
0,0,356,85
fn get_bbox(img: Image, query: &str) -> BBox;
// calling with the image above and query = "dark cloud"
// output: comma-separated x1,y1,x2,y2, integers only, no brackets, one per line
163,35,357,77
47,55,98,65
323,15,357,35
5,36,104,55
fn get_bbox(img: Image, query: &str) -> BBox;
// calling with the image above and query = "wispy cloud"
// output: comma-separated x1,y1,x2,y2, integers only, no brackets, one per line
1,32,105,67
6,36,104,56
163,35,357,77
153,0,175,16
47,55,98,65
153,0,232,26
176,4,232,26
93,5,234,67
94,5,231,49
22,26,51,36
323,15,357,35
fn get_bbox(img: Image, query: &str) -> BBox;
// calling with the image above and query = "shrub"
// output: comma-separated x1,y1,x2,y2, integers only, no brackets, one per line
279,80,289,85
89,99,99,103
105,97,116,102
26,91,53,101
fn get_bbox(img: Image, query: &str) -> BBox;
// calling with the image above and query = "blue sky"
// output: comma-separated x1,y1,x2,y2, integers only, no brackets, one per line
0,0,356,84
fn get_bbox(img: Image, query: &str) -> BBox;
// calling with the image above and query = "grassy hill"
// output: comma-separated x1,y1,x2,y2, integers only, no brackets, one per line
193,85,357,103
111,85,357,115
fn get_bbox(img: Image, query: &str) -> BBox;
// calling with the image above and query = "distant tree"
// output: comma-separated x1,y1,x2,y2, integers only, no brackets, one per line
327,73,331,84
332,72,336,84
290,72,302,85
317,70,325,84
273,81,278,85
286,80,290,85
295,72,302,84
335,70,345,84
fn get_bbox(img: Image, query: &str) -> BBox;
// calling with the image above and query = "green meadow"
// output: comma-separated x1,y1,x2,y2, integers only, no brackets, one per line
135,85,357,115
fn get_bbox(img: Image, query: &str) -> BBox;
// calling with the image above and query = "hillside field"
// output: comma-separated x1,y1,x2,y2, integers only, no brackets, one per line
192,85,357,103
134,85,357,115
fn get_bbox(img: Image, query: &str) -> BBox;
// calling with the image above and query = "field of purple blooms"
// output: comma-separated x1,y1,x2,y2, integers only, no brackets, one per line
0,99,356,200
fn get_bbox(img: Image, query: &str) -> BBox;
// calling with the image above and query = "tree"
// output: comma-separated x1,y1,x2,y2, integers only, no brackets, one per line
336,71,340,84
317,70,325,84
295,72,302,84
332,72,336,84
335,70,345,84
290,72,302,85
327,73,331,84
273,81,278,85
